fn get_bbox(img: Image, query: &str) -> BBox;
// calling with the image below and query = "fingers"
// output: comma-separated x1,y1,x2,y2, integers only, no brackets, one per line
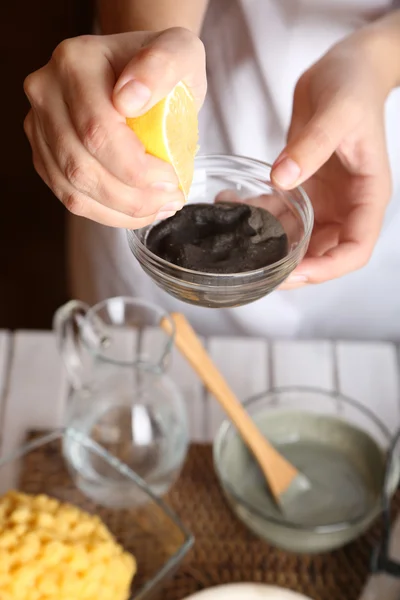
306,201,383,281
24,109,175,228
271,104,355,190
24,111,50,185
271,51,392,288
29,83,183,218
44,36,181,189
282,243,368,289
270,68,369,192
281,192,385,288
113,27,207,116
23,33,191,226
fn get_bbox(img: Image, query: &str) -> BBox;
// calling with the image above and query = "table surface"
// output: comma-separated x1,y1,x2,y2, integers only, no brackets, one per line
1,331,400,599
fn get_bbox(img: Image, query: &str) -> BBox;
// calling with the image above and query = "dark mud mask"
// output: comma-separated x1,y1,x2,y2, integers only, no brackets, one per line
145,202,288,274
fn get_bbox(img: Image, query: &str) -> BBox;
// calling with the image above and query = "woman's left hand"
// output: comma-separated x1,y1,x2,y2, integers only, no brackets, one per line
271,18,400,289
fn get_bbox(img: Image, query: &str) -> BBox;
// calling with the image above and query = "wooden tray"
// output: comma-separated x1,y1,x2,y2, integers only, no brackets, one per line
18,433,393,600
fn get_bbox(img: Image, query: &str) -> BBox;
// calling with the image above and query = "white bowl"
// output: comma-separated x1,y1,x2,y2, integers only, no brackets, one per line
183,583,312,600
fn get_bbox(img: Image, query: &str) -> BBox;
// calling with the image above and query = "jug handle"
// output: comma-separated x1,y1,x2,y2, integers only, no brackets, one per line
53,300,106,390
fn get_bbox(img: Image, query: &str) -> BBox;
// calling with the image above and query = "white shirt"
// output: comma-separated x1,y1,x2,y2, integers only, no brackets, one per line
69,0,400,340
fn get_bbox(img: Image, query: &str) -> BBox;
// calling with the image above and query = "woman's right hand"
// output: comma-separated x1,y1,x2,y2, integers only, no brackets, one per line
23,28,207,228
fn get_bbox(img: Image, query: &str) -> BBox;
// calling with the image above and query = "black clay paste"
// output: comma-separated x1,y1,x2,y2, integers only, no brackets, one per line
145,202,288,274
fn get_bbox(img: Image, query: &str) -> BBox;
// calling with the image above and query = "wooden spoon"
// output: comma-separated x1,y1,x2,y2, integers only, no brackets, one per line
162,312,310,508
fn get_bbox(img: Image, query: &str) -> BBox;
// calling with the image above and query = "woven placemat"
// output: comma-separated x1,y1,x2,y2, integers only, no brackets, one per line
18,432,398,600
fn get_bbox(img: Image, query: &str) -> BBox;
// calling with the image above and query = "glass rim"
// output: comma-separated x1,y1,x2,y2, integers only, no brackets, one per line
83,296,176,369
213,386,394,534
128,154,314,280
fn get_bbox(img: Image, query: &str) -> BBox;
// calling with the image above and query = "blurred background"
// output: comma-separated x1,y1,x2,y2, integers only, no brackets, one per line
1,0,93,329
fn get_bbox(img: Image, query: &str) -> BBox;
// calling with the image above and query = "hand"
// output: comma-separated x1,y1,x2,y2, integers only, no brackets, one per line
271,27,396,289
23,28,206,228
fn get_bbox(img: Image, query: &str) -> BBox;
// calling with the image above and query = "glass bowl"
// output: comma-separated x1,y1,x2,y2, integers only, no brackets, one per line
0,429,193,600
127,155,314,308
213,387,399,554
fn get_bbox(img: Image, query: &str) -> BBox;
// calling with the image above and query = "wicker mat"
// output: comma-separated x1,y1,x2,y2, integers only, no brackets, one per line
18,432,397,600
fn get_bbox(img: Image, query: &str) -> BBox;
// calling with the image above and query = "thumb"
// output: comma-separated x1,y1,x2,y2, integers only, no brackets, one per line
271,101,350,190
112,27,206,118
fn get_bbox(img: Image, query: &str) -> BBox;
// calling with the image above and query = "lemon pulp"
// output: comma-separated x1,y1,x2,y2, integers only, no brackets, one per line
127,81,199,198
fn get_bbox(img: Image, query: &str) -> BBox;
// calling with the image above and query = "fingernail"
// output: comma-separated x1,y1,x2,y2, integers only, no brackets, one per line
151,181,179,192
272,157,301,188
286,274,308,283
156,210,177,221
116,80,152,115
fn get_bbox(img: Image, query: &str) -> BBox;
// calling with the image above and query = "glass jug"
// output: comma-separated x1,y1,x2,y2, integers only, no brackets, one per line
53,296,189,502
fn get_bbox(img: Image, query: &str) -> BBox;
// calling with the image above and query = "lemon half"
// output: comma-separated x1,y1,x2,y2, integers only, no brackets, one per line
127,81,199,198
